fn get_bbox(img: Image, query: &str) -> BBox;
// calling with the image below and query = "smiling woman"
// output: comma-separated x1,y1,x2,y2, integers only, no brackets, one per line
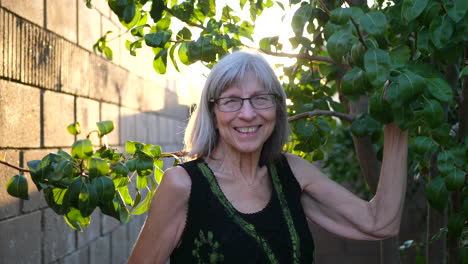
127,51,408,264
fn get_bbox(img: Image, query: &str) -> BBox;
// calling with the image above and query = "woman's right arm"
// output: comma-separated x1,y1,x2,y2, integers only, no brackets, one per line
127,166,191,264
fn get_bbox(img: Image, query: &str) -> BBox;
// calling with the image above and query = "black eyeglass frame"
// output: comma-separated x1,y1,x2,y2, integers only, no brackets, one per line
209,93,278,112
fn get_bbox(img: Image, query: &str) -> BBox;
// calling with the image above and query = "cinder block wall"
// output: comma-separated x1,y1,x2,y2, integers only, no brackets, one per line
0,1,189,263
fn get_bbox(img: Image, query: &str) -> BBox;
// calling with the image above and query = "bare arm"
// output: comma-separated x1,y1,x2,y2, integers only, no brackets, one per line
289,122,408,240
128,166,191,264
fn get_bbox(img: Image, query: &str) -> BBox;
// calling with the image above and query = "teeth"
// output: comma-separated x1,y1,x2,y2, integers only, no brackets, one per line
237,127,257,133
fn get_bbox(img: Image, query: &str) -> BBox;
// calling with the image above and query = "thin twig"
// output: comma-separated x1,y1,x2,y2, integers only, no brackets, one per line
0,160,30,173
316,0,331,15
350,17,368,50
288,110,355,123
243,45,335,63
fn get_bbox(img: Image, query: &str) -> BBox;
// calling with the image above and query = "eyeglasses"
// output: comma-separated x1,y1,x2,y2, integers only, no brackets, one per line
210,94,277,112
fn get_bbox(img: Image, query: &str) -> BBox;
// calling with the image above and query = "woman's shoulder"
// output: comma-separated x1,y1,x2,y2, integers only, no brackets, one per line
161,165,192,194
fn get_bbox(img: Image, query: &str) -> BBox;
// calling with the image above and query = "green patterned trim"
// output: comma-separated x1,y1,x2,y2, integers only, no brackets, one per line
268,163,301,264
197,162,280,264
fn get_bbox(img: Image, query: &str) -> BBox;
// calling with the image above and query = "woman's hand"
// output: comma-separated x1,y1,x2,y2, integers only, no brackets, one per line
287,122,408,240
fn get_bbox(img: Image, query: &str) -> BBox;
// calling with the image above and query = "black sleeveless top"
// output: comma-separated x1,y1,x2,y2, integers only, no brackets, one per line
170,156,314,263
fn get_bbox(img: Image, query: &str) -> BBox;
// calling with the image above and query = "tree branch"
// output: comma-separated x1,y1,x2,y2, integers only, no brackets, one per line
243,45,335,63
288,110,355,123
0,160,30,173
165,8,206,30
350,17,368,50
317,0,331,15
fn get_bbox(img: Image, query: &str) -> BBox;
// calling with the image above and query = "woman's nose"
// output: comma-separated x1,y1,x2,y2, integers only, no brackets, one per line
238,100,257,119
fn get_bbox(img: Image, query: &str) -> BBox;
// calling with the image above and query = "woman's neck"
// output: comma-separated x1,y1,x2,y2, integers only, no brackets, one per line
207,141,265,184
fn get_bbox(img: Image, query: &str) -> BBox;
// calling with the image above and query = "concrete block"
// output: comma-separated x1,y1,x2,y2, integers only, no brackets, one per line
107,63,130,105
101,102,120,146
43,90,75,147
89,235,110,264
118,31,138,73
128,214,146,251
0,150,21,219
60,42,91,97
0,9,4,77
76,97,101,145
77,210,101,248
120,73,140,109
139,79,165,112
158,116,169,144
135,112,150,143
1,9,20,81
0,80,40,148
43,208,76,263
46,0,77,43
2,0,44,26
90,57,121,103
146,113,159,144
0,211,42,263
111,224,129,264
78,1,101,51
22,149,52,212
60,246,89,264
101,214,120,234
120,107,138,143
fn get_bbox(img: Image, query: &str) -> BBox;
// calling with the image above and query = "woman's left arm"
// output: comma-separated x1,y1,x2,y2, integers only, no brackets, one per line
288,122,408,240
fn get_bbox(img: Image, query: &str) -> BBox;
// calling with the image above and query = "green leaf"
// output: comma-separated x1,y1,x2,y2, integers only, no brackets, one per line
425,78,453,103
369,95,393,124
423,99,444,128
154,166,164,184
64,207,90,231
131,191,155,215
176,27,191,41
118,187,134,206
350,42,366,68
291,4,313,36
359,12,387,36
144,31,172,48
412,136,437,154
68,177,98,217
295,120,314,136
426,177,449,212
437,151,455,175
416,29,434,55
71,139,93,159
112,162,130,177
91,176,115,202
341,67,371,96
137,175,148,189
113,177,130,189
390,45,411,69
156,17,171,31
197,0,216,16
447,213,464,237
150,0,165,23
44,188,69,215
96,121,114,137
67,122,81,135
50,159,73,181
460,66,468,77
445,168,465,191
396,70,426,104
153,48,168,74
364,48,391,89
326,30,355,63
125,141,144,154
169,44,179,72
444,0,468,23
330,7,364,25
178,41,191,65
350,115,381,138
430,16,454,49
402,0,429,23
88,157,110,179
6,174,29,200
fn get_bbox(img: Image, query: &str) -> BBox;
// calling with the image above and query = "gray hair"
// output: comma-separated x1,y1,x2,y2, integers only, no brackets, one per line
184,51,289,166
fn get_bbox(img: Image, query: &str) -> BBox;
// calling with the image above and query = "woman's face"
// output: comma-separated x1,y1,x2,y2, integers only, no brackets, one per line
213,75,276,155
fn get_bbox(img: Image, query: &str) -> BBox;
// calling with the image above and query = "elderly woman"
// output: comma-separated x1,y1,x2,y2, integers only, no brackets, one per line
128,51,408,263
